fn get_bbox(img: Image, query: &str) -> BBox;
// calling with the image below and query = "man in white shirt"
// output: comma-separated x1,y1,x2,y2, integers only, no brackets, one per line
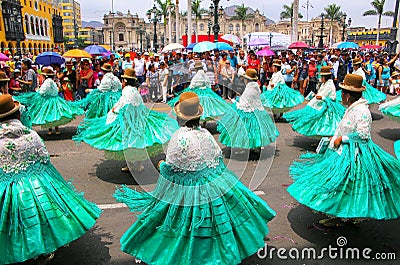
330,55,339,89
133,52,146,84
158,61,169,103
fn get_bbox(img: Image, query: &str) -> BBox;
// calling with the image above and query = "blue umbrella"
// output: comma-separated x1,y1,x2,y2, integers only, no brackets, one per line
186,42,197,50
84,45,109,55
193,41,216,53
35,52,65,66
215,42,233,51
337,42,359,49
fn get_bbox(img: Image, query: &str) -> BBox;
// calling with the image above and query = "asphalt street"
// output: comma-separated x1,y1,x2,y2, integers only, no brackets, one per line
18,101,400,265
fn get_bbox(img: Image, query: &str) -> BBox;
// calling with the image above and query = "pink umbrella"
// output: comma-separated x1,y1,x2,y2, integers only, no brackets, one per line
0,53,11,62
256,48,275,57
288,41,309,49
360,44,382,50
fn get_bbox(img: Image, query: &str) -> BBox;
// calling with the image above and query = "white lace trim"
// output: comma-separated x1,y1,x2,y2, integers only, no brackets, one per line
236,81,264,112
0,119,49,173
98,72,122,92
189,70,211,89
166,127,222,171
38,78,58,97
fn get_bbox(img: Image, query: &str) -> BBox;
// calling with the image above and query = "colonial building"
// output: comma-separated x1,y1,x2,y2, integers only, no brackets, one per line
0,0,64,56
79,26,103,45
347,27,392,47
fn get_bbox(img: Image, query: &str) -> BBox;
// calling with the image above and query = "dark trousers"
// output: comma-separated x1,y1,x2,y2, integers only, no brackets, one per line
77,86,87,99
137,75,145,85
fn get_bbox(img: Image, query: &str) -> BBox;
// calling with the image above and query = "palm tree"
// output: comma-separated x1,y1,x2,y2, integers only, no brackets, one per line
323,4,343,46
230,4,254,45
363,0,394,45
280,2,303,37
155,0,175,44
191,0,208,42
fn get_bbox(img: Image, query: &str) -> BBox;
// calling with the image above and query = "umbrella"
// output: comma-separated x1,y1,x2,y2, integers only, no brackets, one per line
84,45,109,55
186,42,198,50
288,41,309,49
337,42,359,49
248,38,269,46
270,45,289,51
221,34,241,44
329,42,343,49
360,44,382,50
0,53,10,62
162,43,185,52
256,48,275,57
193,41,216,53
35,51,65,66
215,42,233,51
100,44,111,50
63,49,92,58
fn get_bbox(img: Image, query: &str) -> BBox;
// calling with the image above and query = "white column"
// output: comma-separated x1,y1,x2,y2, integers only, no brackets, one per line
176,0,180,43
168,5,172,44
292,0,299,42
187,0,192,45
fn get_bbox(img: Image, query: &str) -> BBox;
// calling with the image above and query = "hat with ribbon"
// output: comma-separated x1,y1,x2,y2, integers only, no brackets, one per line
101,63,113,72
0,94,20,118
339,74,366,92
174,92,203,121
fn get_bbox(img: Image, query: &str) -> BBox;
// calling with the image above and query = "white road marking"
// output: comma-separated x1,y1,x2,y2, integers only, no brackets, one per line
98,191,265,210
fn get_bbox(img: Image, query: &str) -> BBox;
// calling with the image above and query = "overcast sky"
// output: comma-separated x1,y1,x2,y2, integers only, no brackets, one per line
81,0,397,29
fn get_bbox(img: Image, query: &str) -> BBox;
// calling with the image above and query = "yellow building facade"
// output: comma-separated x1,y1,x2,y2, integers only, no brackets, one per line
348,28,391,46
0,0,64,56
60,0,81,45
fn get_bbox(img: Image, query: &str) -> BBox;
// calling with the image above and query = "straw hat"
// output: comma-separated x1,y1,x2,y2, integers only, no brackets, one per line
352,58,362,65
193,61,204,70
41,67,55,76
0,71,10,81
0,94,20,118
101,63,113,72
174,92,203,121
121,68,137,79
339,74,366,92
391,71,400,78
242,69,258,81
273,59,281,67
319,66,332,76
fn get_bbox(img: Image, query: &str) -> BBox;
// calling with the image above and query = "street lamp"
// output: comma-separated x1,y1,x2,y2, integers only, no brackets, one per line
208,20,212,41
341,14,352,42
269,32,273,47
136,24,145,52
317,14,327,48
147,5,161,52
12,8,22,56
209,0,230,43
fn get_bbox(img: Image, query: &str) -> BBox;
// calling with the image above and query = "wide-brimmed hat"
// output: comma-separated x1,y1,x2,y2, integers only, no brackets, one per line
0,94,20,118
41,67,55,76
339,74,366,92
174,92,203,121
61,77,70,82
121,68,137,79
242,69,258,81
0,71,10,81
320,66,332,76
193,61,204,70
101,63,112,72
272,59,281,67
352,58,362,65
391,71,400,78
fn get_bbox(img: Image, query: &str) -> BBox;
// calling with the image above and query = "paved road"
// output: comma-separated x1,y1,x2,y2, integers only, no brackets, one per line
19,102,400,265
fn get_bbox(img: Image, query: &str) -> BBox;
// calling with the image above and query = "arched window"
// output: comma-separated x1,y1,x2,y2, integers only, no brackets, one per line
119,33,124,41
25,15,30,34
236,24,240,32
255,23,259,32
229,24,233,32
30,16,35,34
44,20,48,36
35,18,40,35
40,19,44,35
199,23,204,31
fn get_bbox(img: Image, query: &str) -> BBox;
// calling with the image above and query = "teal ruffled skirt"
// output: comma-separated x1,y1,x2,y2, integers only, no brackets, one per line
14,92,84,128
336,81,386,104
395,140,400,159
283,98,345,137
287,139,400,220
260,83,304,113
73,90,122,119
380,98,400,123
0,162,101,264
168,87,230,121
114,160,275,265
217,103,279,149
74,104,178,161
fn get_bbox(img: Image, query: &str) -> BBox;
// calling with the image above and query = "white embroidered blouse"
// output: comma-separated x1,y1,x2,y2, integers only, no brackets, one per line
236,81,264,112
330,98,371,153
267,71,285,90
0,119,49,174
189,70,211,89
166,126,222,171
353,67,366,80
106,85,143,124
308,79,336,110
97,72,122,92
38,78,59,97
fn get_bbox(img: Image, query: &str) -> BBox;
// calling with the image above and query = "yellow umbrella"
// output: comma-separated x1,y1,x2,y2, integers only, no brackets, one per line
100,44,111,51
63,49,92,58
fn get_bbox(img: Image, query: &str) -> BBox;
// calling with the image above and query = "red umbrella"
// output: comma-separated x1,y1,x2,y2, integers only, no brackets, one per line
360,44,382,50
288,41,309,49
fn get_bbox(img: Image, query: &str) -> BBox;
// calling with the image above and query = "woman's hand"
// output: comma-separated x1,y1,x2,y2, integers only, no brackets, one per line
334,136,342,148
316,95,322,100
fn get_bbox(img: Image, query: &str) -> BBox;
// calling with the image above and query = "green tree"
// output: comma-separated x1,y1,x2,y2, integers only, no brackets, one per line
323,4,344,45
280,2,303,34
230,4,254,44
155,0,175,42
191,0,208,42
363,0,395,45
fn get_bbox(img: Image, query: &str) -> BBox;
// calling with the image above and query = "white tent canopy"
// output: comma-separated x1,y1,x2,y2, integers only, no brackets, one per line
244,32,291,48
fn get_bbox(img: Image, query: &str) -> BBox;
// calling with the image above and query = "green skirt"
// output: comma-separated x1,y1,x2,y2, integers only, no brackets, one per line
380,98,400,123
74,104,178,161
217,103,279,149
287,139,400,220
168,87,230,121
14,92,84,128
73,90,122,119
336,81,386,105
114,160,275,265
0,162,101,264
283,98,345,137
260,83,304,113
